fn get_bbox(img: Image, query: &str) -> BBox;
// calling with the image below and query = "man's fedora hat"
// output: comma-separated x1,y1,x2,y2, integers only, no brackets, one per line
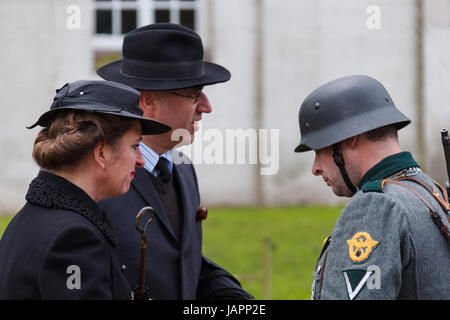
97,23,231,90
27,80,171,135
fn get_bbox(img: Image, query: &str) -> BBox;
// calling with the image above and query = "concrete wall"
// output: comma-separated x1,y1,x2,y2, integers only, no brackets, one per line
0,0,449,212
193,0,262,206
0,0,92,213
423,0,450,183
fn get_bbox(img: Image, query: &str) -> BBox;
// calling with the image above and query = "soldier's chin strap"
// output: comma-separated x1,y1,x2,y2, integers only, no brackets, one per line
332,144,357,195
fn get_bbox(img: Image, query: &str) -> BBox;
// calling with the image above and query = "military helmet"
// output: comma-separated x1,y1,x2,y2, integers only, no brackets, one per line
294,75,411,153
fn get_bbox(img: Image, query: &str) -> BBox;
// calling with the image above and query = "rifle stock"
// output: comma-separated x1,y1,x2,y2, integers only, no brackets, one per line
441,128,450,195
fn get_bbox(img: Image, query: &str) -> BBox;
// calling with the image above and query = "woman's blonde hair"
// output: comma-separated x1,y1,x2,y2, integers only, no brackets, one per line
32,109,138,171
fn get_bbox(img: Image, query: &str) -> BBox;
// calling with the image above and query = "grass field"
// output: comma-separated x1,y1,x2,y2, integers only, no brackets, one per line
202,206,342,300
0,215,13,238
0,205,343,300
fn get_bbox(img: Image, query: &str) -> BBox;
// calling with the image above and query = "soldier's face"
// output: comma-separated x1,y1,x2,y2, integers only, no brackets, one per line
312,146,355,197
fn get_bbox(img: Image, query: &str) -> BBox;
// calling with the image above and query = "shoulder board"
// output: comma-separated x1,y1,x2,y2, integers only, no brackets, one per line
361,179,386,193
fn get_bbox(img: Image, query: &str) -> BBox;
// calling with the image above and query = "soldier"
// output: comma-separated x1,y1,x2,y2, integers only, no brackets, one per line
294,75,450,300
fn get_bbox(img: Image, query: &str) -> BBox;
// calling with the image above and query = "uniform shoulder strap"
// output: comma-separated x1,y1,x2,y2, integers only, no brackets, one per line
396,177,449,212
384,178,450,240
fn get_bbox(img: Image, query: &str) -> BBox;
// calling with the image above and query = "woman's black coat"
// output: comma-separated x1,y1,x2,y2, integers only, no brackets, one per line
0,171,131,299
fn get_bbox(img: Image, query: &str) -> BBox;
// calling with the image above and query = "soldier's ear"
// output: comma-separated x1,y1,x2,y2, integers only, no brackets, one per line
342,136,359,150
349,136,358,149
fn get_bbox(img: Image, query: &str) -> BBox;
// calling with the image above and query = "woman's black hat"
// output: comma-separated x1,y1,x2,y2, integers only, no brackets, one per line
27,80,171,135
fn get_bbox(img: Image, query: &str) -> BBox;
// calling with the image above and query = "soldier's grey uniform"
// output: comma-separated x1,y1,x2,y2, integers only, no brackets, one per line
311,152,450,300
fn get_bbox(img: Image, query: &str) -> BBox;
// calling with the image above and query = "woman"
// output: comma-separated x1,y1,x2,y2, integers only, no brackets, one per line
0,80,170,299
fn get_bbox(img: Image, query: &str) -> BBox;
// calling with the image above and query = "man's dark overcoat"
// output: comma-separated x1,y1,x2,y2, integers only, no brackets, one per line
100,158,248,299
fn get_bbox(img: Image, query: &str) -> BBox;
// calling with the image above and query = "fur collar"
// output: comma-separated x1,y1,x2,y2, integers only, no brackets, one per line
25,170,116,246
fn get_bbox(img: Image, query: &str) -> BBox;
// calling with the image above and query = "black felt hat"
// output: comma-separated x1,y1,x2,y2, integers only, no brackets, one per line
27,80,171,135
97,23,231,90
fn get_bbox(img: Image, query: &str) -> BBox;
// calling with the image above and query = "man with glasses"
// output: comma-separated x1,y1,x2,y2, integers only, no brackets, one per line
97,23,252,300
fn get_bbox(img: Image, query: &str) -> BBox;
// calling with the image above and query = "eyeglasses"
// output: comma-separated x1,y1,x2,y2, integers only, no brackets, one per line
169,87,203,104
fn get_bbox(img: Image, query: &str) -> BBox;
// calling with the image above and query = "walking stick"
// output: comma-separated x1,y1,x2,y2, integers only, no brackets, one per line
134,206,154,300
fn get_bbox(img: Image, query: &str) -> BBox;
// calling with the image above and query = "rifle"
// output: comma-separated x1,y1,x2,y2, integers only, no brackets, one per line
134,206,154,300
442,128,450,196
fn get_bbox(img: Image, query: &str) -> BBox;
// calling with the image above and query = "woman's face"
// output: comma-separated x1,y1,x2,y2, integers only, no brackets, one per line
104,122,145,198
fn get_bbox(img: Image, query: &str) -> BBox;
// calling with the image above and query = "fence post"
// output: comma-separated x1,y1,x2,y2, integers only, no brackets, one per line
262,236,274,299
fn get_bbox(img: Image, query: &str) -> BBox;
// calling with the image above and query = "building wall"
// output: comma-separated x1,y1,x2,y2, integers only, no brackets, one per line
0,0,92,213
192,0,262,206
0,0,448,213
423,0,450,182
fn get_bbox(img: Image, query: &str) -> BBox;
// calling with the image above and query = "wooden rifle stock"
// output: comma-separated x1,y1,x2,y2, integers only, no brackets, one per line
441,128,450,196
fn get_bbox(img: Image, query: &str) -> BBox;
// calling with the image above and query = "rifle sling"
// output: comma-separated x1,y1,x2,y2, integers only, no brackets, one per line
395,177,450,212
385,178,450,240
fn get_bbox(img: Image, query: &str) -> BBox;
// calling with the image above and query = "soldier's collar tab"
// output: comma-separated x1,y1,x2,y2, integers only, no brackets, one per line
358,152,420,190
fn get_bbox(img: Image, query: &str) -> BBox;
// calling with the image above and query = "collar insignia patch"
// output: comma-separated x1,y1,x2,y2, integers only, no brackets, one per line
346,232,379,263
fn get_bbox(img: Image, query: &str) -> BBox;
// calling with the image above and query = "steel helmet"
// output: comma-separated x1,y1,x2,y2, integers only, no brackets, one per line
294,75,411,153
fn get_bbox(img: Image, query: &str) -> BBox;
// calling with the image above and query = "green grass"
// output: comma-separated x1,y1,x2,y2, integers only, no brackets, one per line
0,206,342,300
202,206,342,300
0,215,13,238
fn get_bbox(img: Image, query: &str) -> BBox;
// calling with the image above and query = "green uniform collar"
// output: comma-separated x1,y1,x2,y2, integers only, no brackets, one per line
358,152,420,190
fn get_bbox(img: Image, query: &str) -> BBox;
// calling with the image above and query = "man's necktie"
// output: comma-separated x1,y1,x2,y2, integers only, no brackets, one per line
155,157,171,184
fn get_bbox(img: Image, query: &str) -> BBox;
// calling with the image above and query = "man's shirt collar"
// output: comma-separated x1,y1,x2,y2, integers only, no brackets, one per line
139,142,173,176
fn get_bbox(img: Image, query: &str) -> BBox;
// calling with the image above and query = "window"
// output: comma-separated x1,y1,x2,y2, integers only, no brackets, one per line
95,0,138,36
93,0,200,52
152,0,197,31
